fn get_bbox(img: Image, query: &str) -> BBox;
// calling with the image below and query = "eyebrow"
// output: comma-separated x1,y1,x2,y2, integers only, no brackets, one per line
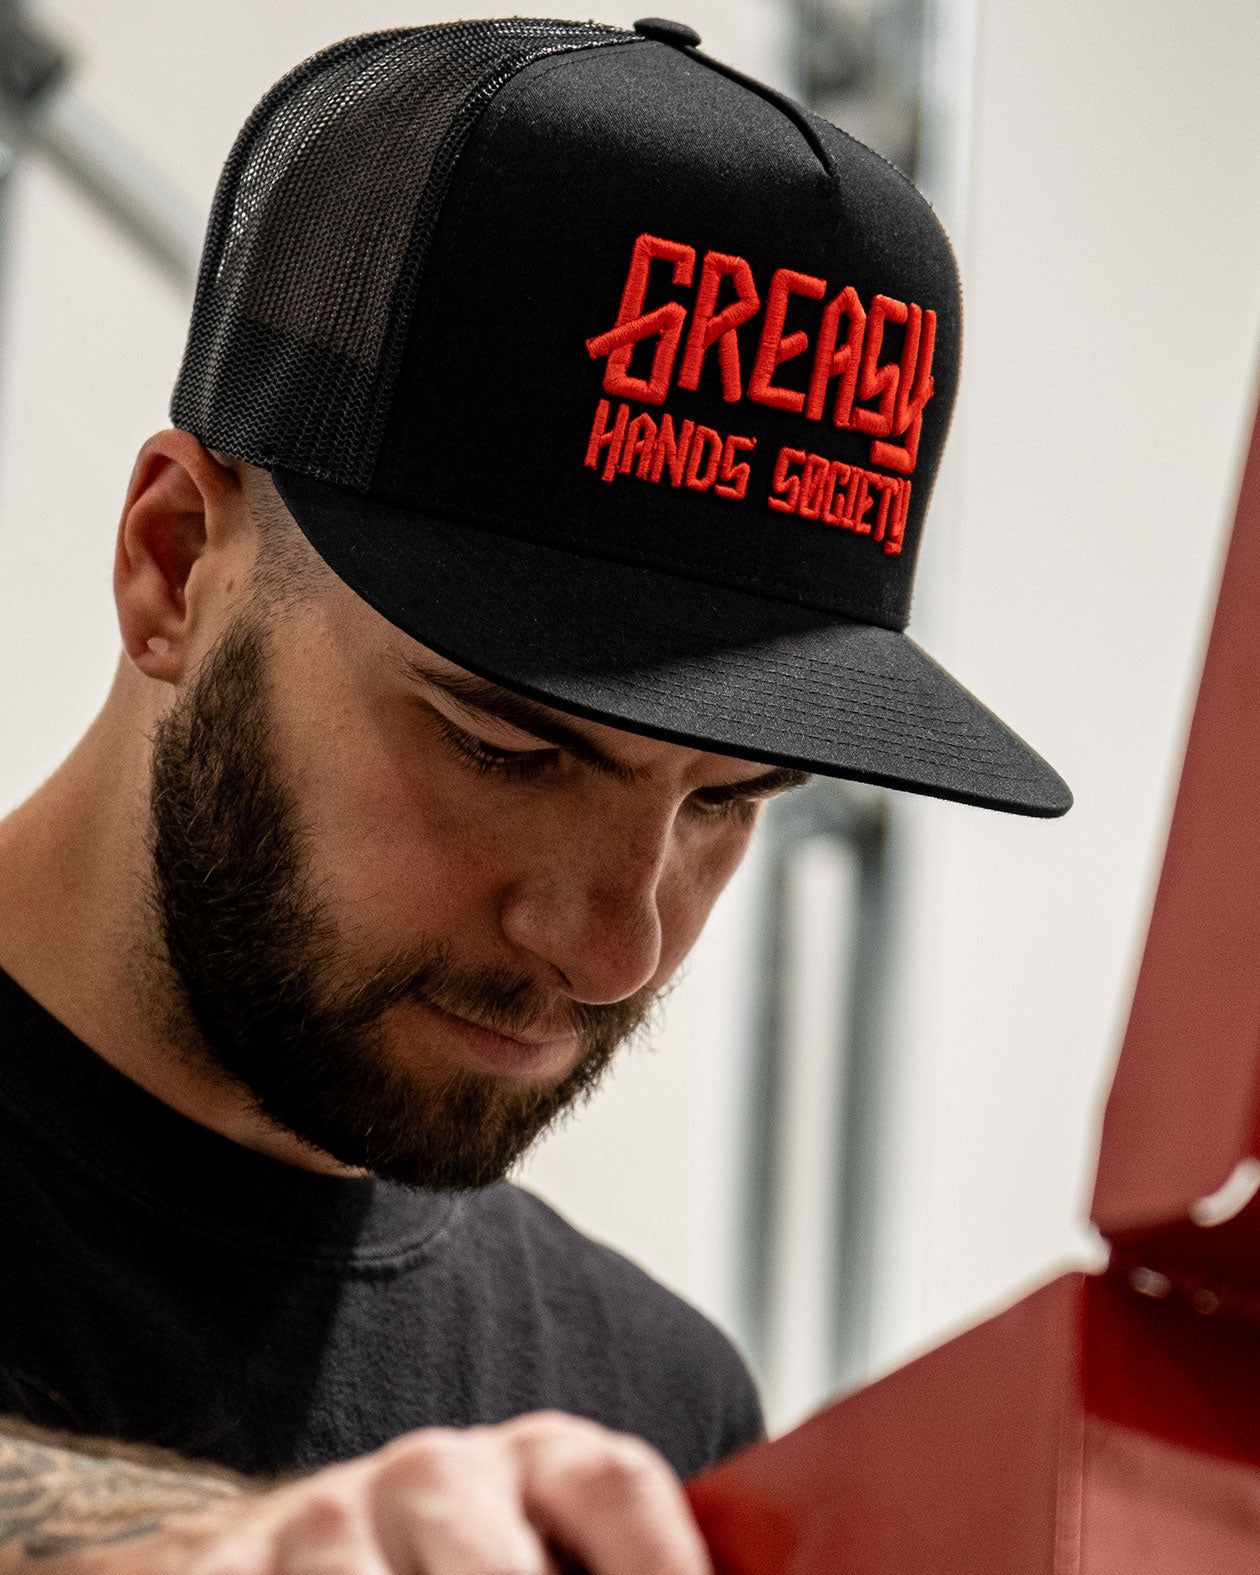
398,655,812,801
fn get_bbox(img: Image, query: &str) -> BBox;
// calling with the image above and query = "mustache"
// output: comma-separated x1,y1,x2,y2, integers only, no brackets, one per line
336,943,659,1052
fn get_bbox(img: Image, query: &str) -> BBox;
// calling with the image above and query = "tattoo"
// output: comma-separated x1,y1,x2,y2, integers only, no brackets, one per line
0,1427,242,1559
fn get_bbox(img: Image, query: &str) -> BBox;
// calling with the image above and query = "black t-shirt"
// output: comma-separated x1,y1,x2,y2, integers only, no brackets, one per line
0,967,763,1479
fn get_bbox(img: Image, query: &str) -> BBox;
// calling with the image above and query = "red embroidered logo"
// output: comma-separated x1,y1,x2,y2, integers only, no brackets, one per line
585,400,756,500
583,232,939,556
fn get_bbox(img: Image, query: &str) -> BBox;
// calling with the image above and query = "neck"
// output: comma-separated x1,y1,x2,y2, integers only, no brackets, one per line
0,662,356,1178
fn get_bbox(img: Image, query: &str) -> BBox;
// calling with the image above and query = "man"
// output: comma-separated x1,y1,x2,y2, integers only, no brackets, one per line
0,16,1069,1574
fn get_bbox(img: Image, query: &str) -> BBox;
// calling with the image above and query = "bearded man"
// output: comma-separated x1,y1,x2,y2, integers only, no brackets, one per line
0,17,1069,1574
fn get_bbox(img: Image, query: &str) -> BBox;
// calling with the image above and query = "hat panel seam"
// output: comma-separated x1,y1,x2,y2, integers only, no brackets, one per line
360,30,641,488
362,37,642,500
412,37,645,280
373,40,644,455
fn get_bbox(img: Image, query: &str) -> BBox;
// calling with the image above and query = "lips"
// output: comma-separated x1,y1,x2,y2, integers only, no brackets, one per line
410,999,578,1078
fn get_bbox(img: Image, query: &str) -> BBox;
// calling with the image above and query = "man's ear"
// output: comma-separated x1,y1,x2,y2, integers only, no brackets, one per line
114,430,244,684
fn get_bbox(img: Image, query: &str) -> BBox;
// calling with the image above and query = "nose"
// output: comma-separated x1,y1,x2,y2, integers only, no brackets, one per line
498,822,667,1005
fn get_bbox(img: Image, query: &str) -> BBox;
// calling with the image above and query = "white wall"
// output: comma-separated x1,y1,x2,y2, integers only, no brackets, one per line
5,0,1260,1438
870,0,1260,1374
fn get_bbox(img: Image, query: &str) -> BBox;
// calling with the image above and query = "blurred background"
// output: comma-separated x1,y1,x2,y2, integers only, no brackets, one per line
1,0,1259,1437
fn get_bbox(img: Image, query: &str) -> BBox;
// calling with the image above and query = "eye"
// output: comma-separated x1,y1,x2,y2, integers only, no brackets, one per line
685,789,761,826
433,713,557,781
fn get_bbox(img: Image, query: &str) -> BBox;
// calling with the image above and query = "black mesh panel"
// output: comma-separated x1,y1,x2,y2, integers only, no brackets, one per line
171,21,634,488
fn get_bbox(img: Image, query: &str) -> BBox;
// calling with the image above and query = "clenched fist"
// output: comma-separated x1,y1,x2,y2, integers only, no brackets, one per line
10,1413,713,1575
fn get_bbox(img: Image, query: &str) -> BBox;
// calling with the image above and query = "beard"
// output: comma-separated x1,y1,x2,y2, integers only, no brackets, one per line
143,612,658,1190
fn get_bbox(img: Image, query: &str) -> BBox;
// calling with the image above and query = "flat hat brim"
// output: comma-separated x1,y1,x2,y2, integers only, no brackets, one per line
273,470,1072,818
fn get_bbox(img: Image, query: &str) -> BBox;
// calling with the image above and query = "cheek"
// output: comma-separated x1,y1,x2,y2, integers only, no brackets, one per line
655,819,754,974
274,698,510,948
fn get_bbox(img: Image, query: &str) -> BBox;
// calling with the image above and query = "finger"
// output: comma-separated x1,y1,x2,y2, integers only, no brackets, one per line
509,1416,712,1575
369,1431,556,1575
188,1486,390,1575
271,1491,392,1575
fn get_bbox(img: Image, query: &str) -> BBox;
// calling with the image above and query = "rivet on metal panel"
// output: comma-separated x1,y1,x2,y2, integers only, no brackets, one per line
1128,1266,1172,1299
1127,1260,1178,1297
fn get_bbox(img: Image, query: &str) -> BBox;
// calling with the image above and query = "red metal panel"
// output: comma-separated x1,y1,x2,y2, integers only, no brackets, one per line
1084,1259,1260,1468
687,1276,1078,1575
1093,391,1260,1233
1081,1415,1260,1573
690,1266,1260,1573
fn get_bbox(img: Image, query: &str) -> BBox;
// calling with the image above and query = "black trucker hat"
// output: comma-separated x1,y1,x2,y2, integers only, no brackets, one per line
171,16,1071,818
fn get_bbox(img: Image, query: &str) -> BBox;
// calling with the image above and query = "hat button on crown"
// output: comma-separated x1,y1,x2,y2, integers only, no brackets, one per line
633,17,702,48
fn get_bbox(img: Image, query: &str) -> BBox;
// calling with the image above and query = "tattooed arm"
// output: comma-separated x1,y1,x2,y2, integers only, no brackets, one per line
0,1423,244,1569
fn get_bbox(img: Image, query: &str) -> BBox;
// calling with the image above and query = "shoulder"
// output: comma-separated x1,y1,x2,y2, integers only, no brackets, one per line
460,1182,765,1478
479,1182,727,1343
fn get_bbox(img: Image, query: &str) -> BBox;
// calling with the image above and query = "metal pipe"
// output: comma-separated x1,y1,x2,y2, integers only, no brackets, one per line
828,793,894,1388
738,779,895,1389
738,803,797,1367
0,0,199,293
0,137,15,412
27,92,201,293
